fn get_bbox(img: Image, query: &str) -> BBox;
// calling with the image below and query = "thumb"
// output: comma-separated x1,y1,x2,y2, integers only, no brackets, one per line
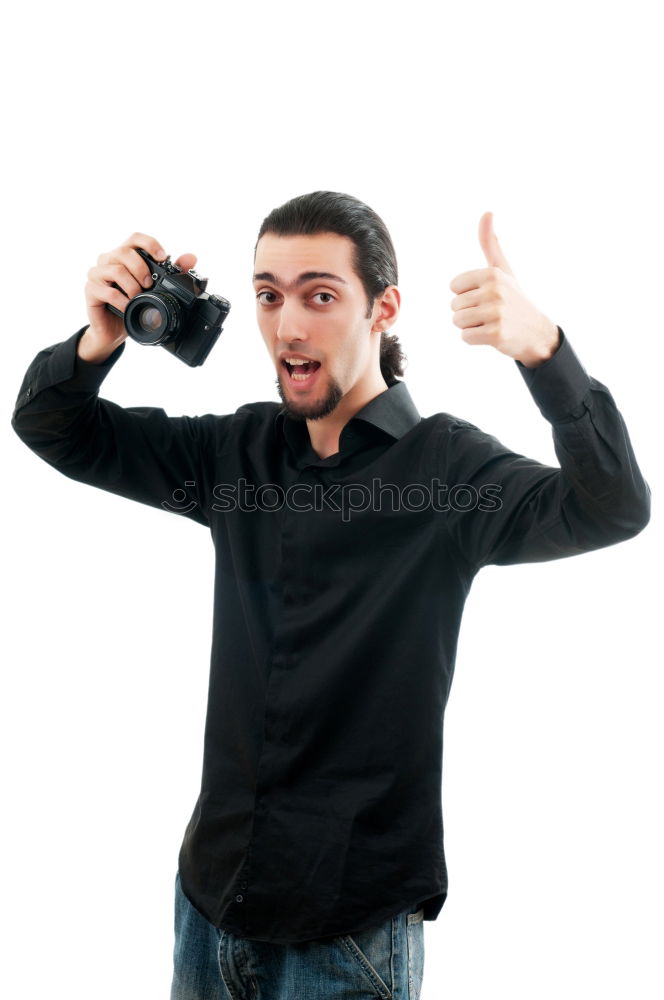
478,212,515,276
174,252,198,272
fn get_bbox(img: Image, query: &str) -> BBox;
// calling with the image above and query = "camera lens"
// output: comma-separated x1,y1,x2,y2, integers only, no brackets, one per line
124,292,181,345
138,305,163,333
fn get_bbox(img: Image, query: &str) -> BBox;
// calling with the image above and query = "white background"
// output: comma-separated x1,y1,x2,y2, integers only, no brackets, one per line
1,1,661,997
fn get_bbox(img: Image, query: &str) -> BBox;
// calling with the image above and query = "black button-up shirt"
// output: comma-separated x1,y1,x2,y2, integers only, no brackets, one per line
11,324,651,944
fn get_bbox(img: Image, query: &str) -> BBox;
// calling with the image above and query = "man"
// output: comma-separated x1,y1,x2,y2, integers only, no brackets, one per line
11,191,651,1000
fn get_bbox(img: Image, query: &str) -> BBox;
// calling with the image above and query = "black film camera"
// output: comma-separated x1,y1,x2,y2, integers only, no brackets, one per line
106,247,230,367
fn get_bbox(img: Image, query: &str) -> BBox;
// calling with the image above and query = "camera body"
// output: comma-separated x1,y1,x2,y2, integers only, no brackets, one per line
106,248,230,367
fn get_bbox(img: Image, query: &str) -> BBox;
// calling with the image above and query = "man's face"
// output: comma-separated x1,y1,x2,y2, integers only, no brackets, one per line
253,231,384,422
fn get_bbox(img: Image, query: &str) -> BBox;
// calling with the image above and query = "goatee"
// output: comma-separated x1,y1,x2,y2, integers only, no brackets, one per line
275,371,344,422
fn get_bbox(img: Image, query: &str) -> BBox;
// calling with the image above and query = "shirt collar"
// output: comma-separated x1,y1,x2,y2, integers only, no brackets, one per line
274,379,421,456
350,379,421,439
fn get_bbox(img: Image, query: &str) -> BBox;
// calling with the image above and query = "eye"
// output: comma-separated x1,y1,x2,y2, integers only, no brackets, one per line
256,290,336,306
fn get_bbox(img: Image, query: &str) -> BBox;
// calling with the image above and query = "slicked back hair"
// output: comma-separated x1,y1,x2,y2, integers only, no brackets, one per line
255,191,407,385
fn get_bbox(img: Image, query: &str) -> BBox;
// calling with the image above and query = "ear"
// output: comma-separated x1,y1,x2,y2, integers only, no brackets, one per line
371,286,401,332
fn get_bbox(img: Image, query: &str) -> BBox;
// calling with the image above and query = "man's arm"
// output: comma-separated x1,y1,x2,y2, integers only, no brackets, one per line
10,232,237,526
436,326,651,571
11,326,226,528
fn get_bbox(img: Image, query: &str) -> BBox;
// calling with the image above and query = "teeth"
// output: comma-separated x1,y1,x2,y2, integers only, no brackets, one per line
284,357,313,365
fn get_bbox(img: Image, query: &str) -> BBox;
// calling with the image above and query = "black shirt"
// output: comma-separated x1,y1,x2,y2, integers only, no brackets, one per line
11,324,651,944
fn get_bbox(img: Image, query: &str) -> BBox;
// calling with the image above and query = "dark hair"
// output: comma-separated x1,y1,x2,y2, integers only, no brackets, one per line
254,191,407,384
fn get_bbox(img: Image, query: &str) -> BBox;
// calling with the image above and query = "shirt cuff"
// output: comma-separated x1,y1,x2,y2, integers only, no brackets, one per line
514,326,592,422
47,326,126,393
72,327,126,383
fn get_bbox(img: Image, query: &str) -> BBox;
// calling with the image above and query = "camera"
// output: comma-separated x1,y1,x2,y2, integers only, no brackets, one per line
106,247,230,367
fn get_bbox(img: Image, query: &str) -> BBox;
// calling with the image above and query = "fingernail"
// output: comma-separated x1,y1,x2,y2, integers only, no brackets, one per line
156,247,167,260
143,275,153,287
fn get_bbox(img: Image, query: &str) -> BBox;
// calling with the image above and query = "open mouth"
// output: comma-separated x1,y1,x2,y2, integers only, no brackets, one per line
282,360,321,384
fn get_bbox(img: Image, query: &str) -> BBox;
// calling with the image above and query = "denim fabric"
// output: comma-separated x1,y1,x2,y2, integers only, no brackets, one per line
171,871,425,999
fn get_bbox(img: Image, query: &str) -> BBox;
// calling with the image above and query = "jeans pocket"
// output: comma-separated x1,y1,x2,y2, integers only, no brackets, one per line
406,908,425,999
335,916,394,999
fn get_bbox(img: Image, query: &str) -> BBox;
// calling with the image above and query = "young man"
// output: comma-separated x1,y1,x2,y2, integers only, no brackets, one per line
12,191,651,1000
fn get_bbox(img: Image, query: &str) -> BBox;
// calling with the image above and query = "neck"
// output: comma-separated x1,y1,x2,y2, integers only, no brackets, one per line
307,371,390,460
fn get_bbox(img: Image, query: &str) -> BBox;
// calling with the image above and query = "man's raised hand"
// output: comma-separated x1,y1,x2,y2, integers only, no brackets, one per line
79,233,197,364
449,212,560,368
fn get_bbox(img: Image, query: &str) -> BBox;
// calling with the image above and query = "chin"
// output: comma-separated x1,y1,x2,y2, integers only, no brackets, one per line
275,370,344,422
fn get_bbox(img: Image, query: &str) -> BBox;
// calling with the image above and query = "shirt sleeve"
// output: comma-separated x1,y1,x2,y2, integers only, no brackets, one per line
436,326,652,573
10,326,230,528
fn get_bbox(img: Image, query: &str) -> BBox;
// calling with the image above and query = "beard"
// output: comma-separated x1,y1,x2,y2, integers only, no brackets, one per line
275,368,344,422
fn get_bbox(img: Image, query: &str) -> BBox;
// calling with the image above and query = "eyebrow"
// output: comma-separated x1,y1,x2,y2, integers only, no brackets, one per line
252,270,349,290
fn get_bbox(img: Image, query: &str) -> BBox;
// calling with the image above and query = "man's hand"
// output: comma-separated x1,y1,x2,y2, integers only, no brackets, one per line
78,233,198,364
449,213,560,369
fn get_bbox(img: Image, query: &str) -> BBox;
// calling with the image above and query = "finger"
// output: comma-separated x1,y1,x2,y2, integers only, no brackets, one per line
460,325,496,347
449,268,493,295
84,277,132,315
120,231,168,262
88,262,143,301
174,252,197,272
110,245,158,288
450,287,482,312
478,212,515,277
451,303,495,330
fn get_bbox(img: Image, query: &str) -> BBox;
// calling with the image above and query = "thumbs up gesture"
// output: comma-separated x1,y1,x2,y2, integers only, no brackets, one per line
449,213,560,368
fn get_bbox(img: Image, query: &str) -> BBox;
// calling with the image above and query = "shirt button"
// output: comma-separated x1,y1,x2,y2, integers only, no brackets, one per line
235,894,244,903
241,881,248,889
26,387,32,398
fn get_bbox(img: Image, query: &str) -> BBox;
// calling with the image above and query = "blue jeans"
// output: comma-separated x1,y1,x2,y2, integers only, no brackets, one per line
171,871,425,999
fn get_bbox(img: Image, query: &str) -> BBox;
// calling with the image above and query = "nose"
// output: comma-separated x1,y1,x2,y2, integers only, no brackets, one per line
275,298,309,345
